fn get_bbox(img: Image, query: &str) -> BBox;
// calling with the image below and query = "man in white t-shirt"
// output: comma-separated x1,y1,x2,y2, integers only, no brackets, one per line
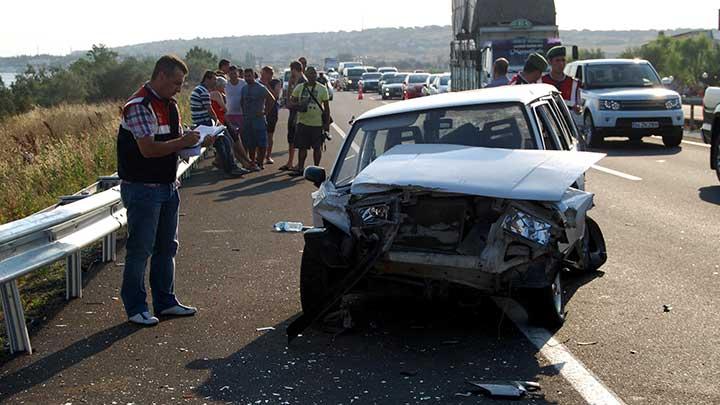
224,65,254,169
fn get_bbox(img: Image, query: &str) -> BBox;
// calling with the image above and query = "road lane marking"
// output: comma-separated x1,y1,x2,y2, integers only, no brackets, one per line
591,165,643,181
651,135,710,148
331,123,359,152
494,298,627,405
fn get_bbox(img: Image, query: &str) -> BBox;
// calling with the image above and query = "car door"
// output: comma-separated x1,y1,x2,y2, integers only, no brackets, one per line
532,102,565,151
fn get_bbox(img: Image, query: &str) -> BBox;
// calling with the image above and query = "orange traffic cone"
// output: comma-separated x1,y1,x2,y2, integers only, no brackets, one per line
357,83,364,100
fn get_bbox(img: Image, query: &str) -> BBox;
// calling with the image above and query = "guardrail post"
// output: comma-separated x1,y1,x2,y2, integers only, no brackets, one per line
66,251,82,299
1,280,32,354
102,232,117,263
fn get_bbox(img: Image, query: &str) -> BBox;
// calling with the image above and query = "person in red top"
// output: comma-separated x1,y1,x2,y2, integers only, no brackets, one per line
542,46,582,114
510,53,548,85
210,76,227,124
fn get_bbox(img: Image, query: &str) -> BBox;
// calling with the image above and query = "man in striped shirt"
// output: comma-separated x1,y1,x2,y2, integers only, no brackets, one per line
191,71,218,126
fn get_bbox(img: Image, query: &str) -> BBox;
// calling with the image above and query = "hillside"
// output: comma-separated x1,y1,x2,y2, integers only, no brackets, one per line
0,26,712,72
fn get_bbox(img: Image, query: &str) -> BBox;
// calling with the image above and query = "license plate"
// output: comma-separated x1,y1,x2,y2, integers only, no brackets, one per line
632,121,660,129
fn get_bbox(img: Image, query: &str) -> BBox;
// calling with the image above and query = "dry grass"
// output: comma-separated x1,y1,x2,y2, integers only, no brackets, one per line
0,103,123,224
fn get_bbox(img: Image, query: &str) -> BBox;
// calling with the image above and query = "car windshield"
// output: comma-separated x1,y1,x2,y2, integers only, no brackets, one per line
409,74,429,83
347,68,366,76
386,75,407,84
380,73,395,80
362,73,382,80
333,103,536,187
440,76,451,85
585,63,661,89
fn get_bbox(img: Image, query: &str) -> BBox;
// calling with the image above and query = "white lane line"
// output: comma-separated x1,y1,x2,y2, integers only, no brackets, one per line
494,298,626,405
651,135,710,148
331,123,359,152
591,165,643,181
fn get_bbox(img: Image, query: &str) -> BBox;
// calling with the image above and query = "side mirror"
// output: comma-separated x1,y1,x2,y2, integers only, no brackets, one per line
661,76,674,86
304,166,326,188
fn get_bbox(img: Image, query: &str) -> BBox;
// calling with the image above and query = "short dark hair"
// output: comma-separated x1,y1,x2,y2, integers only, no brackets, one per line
261,66,273,75
493,58,509,75
243,68,255,74
290,61,302,72
219,59,231,69
151,55,188,80
229,65,238,72
201,70,216,82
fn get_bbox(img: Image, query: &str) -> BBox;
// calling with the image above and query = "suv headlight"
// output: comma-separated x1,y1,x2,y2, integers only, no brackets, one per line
665,97,681,110
599,99,621,111
502,208,552,246
358,204,390,225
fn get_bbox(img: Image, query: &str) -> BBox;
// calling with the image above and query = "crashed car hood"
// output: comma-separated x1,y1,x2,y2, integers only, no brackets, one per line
351,144,605,202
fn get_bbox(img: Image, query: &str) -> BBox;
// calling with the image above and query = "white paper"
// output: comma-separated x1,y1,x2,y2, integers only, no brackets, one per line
179,125,225,160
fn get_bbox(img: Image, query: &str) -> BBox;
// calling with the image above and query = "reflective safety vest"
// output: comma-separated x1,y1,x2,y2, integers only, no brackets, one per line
542,74,580,108
117,84,181,184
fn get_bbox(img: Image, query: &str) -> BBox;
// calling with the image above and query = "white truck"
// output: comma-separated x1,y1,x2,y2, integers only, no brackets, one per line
702,87,720,180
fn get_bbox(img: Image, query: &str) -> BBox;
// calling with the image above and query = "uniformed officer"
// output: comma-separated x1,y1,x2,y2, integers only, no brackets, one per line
510,53,548,85
542,46,582,113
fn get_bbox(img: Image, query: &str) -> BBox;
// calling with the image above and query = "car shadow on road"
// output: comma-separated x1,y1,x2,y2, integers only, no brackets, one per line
195,171,305,201
590,139,681,157
562,270,606,305
0,323,139,402
699,186,720,206
187,298,565,404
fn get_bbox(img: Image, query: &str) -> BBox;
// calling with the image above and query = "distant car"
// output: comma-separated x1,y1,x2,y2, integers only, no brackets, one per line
360,72,383,93
338,62,363,76
365,66,378,73
381,73,408,100
404,73,430,99
702,87,720,181
294,84,607,340
343,67,369,91
434,73,452,94
378,72,396,89
422,74,439,96
565,59,684,148
318,72,335,101
378,67,398,74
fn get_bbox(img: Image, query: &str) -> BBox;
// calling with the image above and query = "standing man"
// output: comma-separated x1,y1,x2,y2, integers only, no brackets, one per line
279,61,306,172
510,53,548,85
241,68,273,169
190,70,218,127
117,55,214,326
298,57,308,72
290,66,330,176
218,59,231,77
486,58,510,88
259,66,278,165
542,46,582,113
225,65,255,170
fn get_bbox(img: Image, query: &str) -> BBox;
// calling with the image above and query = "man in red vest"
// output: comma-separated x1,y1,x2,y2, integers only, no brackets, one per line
117,55,215,326
542,46,582,114
510,53,548,85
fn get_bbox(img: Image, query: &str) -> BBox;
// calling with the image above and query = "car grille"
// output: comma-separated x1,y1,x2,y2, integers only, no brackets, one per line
619,99,668,111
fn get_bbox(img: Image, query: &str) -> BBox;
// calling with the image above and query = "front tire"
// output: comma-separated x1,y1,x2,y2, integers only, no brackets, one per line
662,128,683,148
584,113,602,148
711,133,720,182
524,271,566,329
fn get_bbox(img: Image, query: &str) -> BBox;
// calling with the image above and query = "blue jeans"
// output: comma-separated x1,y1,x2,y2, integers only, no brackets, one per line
120,182,181,317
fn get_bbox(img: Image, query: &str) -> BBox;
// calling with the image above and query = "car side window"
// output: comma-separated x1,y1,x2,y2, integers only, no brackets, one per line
576,66,584,84
533,103,564,150
548,96,576,149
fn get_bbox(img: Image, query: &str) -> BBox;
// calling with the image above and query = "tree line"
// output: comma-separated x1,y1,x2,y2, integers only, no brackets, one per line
0,45,221,121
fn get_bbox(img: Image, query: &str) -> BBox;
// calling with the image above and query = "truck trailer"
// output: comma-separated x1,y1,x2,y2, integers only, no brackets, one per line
451,0,566,91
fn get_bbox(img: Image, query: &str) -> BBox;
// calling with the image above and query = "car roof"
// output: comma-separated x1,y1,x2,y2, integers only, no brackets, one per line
573,58,650,66
357,84,558,121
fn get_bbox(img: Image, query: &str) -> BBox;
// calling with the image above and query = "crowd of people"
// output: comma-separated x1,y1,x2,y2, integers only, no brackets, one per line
190,56,332,178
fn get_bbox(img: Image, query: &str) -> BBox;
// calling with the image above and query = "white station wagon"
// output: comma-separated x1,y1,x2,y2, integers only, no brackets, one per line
288,84,608,340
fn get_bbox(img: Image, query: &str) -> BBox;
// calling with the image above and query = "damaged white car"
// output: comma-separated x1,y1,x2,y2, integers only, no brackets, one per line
288,84,608,340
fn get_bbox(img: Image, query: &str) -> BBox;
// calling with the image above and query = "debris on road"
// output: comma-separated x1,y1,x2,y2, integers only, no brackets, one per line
256,326,276,332
466,380,542,400
663,304,673,312
630,350,638,354
576,341,599,346
273,221,305,233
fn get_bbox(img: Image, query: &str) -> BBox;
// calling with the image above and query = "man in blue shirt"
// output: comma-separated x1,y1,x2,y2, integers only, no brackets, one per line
241,68,274,169
486,58,510,88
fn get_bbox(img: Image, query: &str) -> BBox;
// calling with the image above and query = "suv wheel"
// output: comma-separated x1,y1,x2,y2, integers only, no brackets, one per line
662,128,683,148
713,133,720,182
584,114,602,148
524,271,566,329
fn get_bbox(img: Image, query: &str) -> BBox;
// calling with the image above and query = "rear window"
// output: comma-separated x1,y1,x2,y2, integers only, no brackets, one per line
440,76,450,85
362,73,382,80
347,68,367,76
409,74,429,83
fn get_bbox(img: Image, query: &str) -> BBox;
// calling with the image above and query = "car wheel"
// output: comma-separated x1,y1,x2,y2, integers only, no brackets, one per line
712,133,720,182
584,114,602,148
523,271,566,329
300,244,338,314
662,128,683,148
580,216,607,273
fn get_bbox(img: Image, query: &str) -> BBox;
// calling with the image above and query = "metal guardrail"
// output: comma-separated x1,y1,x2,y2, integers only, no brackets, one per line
0,150,206,354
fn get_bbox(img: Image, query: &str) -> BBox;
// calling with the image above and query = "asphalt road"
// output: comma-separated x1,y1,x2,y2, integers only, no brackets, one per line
0,91,718,404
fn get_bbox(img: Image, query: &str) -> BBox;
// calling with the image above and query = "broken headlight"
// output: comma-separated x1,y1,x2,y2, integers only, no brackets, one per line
358,204,390,225
502,208,552,246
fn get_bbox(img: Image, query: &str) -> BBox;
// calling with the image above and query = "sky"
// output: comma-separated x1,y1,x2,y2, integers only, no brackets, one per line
0,0,718,57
